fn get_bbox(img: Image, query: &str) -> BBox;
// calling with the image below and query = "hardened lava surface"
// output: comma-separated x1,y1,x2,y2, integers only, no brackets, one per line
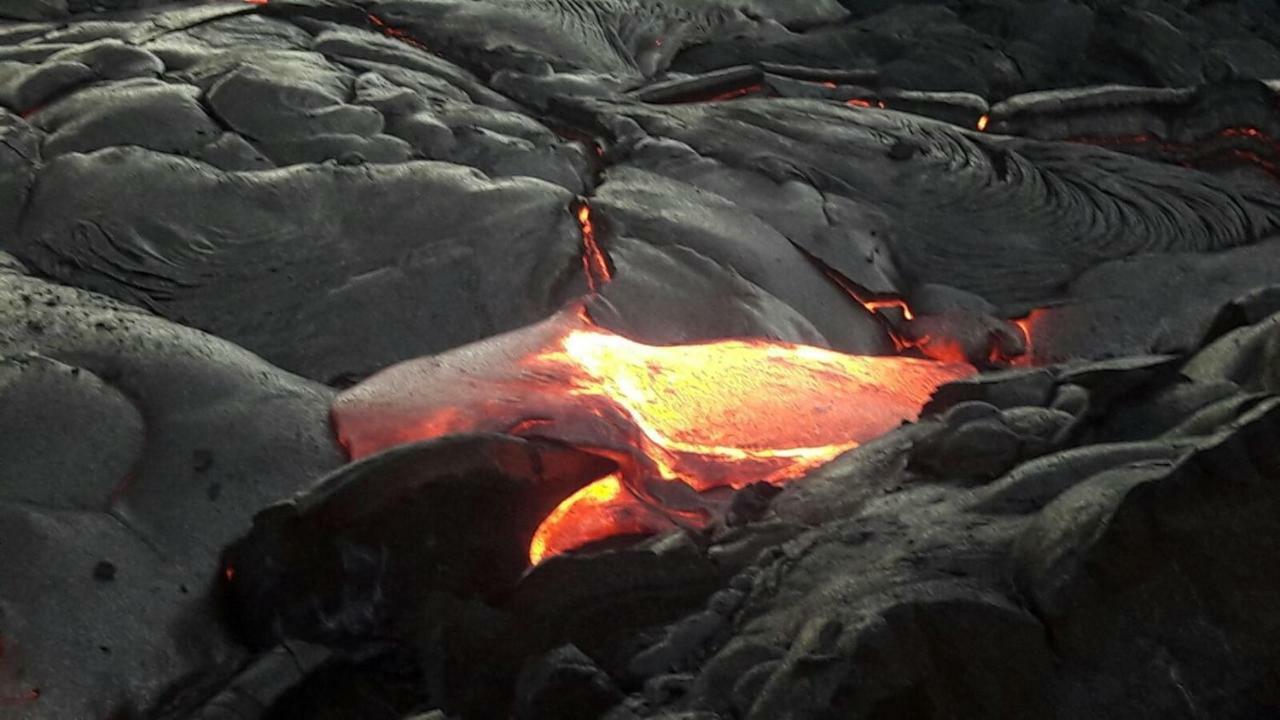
3,1,1280,719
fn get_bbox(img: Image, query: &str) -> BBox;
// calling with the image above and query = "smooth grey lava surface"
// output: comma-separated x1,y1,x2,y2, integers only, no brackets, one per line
3,1,1280,718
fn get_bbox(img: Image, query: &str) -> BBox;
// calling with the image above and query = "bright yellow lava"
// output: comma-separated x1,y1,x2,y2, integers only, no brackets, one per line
534,327,968,490
528,473,624,565
333,308,974,563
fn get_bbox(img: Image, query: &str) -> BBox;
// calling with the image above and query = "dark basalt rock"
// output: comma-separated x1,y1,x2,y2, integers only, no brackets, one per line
9,147,586,384
223,434,614,647
0,269,342,718
5,1,1280,718
339,0,790,81
500,533,723,680
590,165,892,353
1011,398,1280,719
586,236,834,347
0,0,68,21
616,327,1280,720
0,38,163,112
514,645,624,720
1021,241,1280,363
582,97,1280,305
28,78,221,158
0,109,39,245
181,641,334,720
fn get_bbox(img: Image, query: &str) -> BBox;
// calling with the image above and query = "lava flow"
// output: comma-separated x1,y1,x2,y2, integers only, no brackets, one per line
527,471,676,565
576,202,611,291
333,306,972,564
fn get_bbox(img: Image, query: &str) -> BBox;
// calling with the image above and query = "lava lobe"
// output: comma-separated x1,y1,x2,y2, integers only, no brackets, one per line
332,305,973,562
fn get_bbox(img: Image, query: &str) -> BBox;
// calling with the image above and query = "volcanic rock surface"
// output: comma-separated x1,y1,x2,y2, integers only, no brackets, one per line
3,0,1280,719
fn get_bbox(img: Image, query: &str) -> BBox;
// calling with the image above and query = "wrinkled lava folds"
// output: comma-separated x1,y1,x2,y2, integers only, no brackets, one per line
333,306,973,564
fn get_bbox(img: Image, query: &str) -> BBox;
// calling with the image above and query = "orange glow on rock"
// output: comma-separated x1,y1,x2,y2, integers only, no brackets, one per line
1220,126,1264,139
976,114,989,131
334,308,973,561
911,334,971,364
709,84,764,102
576,202,611,291
367,13,429,51
528,473,675,564
815,266,919,350
1007,309,1047,366
859,297,915,321
846,98,887,110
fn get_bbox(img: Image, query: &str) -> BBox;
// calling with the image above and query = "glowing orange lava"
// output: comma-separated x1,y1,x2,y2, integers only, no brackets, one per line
528,473,675,564
333,307,973,563
367,13,429,50
976,114,989,131
576,202,611,291
546,321,971,486
859,297,915,321
846,98,887,109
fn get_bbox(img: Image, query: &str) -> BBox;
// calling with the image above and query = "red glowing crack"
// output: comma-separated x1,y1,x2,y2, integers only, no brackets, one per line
576,203,611,292
1064,126,1280,178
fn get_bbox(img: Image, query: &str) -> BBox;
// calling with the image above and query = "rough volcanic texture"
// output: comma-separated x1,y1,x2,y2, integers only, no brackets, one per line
12,147,587,383
607,317,1280,720
2,1,1280,719
671,0,1280,98
0,261,343,718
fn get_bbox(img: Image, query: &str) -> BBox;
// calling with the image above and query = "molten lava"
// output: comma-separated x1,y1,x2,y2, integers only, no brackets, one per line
333,307,972,563
846,98,887,109
528,472,676,564
858,297,915,321
1006,309,1048,366
576,202,611,291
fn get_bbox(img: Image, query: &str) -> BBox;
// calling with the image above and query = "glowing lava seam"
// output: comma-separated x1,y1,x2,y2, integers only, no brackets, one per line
575,202,612,291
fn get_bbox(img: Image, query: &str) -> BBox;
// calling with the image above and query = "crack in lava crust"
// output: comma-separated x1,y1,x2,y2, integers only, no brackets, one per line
332,306,972,563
